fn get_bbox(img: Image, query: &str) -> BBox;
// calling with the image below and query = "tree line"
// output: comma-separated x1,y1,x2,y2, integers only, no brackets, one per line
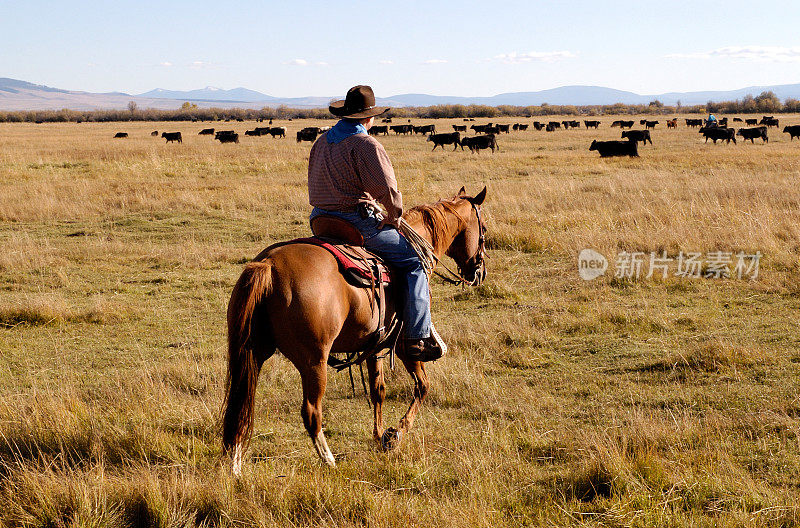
1,91,795,123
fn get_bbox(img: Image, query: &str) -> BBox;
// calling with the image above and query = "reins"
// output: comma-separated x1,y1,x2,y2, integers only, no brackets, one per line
398,202,486,287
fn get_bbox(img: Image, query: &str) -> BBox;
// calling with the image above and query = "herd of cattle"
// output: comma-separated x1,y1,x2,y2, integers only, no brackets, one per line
112,124,331,144
588,115,798,157
110,114,800,157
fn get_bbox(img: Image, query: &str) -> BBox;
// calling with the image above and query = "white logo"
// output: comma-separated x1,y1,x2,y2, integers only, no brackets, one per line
578,249,608,280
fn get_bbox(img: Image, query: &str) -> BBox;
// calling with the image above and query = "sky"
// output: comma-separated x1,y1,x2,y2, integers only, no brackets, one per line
3,0,800,98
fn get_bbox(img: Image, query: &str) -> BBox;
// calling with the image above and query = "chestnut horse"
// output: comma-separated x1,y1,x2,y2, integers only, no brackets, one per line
222,186,487,472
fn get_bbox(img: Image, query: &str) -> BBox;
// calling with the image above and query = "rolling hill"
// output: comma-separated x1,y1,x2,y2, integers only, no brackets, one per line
3,77,800,111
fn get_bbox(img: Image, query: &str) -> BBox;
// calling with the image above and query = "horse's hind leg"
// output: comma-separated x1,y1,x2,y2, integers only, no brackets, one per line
366,356,386,445
299,360,336,467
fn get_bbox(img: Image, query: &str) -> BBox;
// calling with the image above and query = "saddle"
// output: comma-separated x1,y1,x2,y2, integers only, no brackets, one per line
306,215,400,370
309,215,391,287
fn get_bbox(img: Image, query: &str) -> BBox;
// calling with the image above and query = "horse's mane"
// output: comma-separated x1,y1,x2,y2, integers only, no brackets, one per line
403,199,467,250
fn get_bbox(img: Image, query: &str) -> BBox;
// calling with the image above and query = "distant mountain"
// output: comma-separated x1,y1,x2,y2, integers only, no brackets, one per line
3,76,800,111
654,84,800,105
378,86,647,107
139,86,274,102
0,77,71,95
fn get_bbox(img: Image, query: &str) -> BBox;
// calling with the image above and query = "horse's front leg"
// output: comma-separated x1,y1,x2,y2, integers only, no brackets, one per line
382,359,429,451
366,355,386,445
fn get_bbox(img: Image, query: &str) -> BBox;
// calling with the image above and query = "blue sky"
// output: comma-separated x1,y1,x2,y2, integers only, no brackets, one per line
3,0,800,97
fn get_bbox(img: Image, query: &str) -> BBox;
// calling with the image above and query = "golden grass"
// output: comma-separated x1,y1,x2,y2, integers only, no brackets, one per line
2,116,800,526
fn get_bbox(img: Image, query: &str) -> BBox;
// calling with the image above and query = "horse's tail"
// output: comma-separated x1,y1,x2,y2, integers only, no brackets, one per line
222,260,274,464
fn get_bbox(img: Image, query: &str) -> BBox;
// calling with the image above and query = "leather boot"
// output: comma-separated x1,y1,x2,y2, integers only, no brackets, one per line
403,336,443,362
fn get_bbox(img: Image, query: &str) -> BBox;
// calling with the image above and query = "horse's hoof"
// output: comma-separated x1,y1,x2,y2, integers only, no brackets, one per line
381,427,402,451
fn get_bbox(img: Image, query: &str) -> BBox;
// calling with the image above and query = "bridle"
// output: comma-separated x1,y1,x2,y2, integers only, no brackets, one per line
435,202,486,287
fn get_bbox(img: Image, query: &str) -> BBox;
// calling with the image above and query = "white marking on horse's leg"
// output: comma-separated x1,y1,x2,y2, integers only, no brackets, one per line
232,443,243,476
313,430,336,467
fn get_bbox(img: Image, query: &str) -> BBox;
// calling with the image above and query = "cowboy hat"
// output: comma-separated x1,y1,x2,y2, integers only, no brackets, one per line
329,85,389,119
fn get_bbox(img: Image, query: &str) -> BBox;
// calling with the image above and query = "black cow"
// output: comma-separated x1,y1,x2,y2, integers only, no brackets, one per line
610,120,634,129
199,128,215,135
516,124,528,131
484,125,501,135
460,134,498,153
699,127,736,144
745,119,758,126
150,130,159,136
533,122,545,131
113,132,128,138
296,128,318,142
548,121,562,129
413,124,436,135
390,124,413,135
545,124,556,132
621,130,652,145
643,120,659,129
584,120,600,129
427,132,461,151
761,117,779,127
381,118,392,123
733,117,743,122
783,125,800,140
736,127,768,143
496,124,511,133
470,124,488,134
685,119,703,128
453,124,467,132
215,131,239,144
369,125,389,136
161,132,182,143
267,126,286,138
589,140,638,157
245,129,260,136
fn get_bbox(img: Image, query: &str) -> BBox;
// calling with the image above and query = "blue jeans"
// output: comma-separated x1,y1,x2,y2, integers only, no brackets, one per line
311,207,431,339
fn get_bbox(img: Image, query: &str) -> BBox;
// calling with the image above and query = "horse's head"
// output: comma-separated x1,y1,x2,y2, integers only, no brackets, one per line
446,186,487,286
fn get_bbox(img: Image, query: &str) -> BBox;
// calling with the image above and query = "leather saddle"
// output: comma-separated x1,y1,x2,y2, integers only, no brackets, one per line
310,215,364,246
310,215,391,288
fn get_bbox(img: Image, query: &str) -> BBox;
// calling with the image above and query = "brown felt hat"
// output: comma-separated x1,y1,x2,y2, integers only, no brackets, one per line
329,85,389,119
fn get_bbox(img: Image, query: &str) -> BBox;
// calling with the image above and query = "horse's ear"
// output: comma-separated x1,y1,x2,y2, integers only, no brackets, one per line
454,186,467,199
469,186,487,206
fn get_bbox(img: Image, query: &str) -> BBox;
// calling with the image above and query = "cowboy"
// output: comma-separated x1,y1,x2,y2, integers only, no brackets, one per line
308,85,442,362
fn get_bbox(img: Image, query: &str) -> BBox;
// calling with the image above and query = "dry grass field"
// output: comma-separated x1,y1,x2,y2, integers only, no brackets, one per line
2,115,800,527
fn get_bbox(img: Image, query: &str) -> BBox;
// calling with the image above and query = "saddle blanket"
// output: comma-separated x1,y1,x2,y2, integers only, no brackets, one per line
289,237,391,285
